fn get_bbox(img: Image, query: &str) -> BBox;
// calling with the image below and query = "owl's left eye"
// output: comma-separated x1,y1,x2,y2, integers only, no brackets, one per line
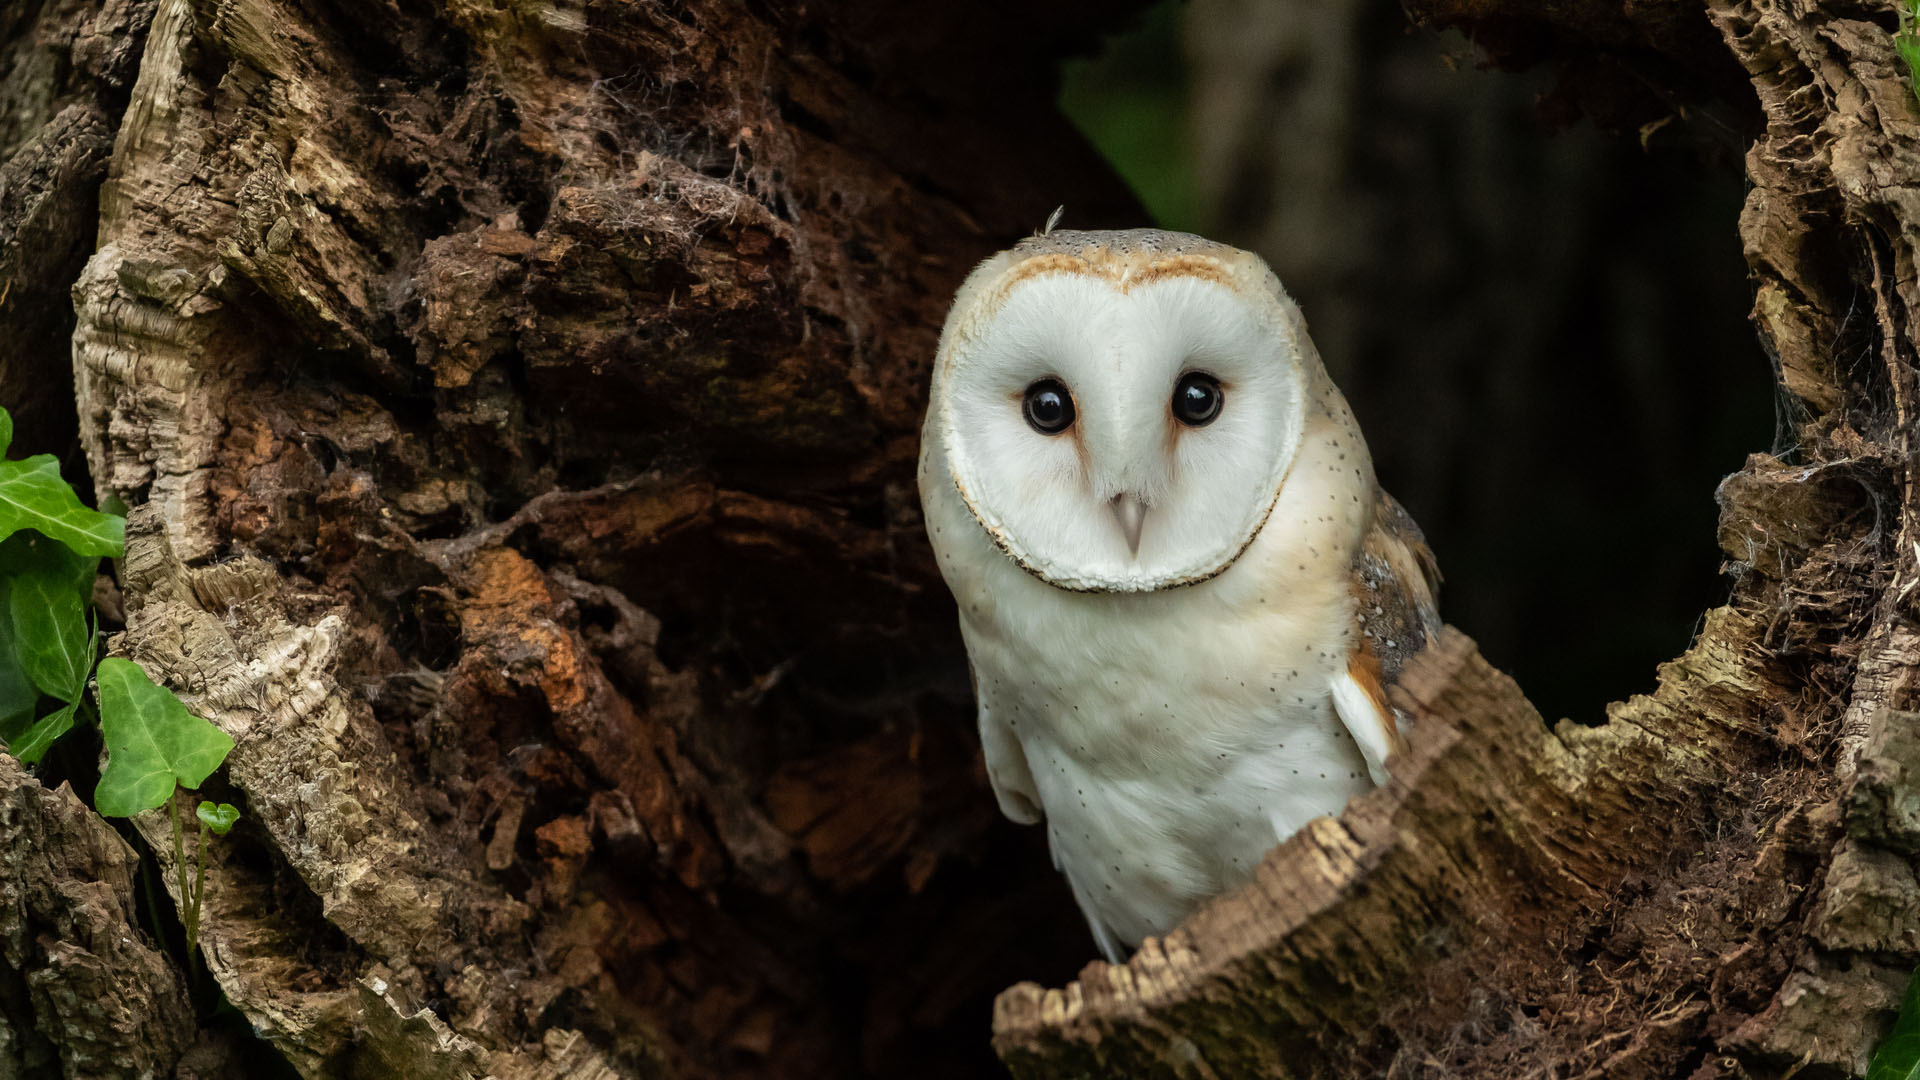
1172,372,1223,427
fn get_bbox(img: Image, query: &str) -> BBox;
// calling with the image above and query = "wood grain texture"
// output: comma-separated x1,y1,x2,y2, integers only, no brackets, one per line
0,754,194,1079
995,617,1810,1076
15,0,1148,1076
5,0,1917,1074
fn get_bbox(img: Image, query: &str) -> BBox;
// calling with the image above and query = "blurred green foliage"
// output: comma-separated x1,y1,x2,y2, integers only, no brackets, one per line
1869,969,1920,1080
1058,1,1205,232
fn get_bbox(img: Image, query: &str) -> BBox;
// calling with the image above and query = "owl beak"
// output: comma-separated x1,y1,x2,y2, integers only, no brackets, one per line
1108,494,1147,557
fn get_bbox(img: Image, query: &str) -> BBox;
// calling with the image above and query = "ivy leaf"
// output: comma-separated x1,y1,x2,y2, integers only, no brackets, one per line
10,566,90,701
8,702,77,766
0,455,125,557
0,532,99,605
0,525,99,763
0,582,37,743
93,658,234,817
1868,969,1920,1080
1900,34,1920,107
195,801,240,835
0,408,12,458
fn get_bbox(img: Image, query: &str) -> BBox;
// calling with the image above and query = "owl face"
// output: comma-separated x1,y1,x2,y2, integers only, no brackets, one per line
930,231,1315,593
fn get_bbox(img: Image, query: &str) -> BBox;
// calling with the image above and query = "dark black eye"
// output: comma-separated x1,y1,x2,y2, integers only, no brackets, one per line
1173,372,1223,427
1022,380,1076,435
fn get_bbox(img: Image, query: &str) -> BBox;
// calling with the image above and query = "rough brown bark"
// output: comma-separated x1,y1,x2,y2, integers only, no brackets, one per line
2,0,1912,1078
3,0,1148,1077
995,0,1920,1076
0,754,194,1079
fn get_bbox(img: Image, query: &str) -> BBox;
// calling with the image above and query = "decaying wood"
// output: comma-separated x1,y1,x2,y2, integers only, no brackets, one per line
996,619,1836,1075
996,0,1920,1076
0,754,194,1079
3,0,1918,1074
0,0,150,456
1,0,1162,1074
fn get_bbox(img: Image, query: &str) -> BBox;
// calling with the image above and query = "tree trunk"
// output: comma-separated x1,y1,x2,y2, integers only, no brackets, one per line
0,0,1913,1079
996,0,1920,1077
1,1,1147,1077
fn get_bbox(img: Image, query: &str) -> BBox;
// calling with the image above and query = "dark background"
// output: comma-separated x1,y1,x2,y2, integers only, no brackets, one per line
1061,0,1770,725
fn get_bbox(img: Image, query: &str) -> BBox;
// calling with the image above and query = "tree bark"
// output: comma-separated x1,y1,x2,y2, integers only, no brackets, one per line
1,0,1913,1079
996,0,1920,1076
2,1,1147,1077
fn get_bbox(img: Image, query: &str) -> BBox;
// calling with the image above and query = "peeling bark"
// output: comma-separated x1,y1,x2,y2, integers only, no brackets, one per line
0,0,150,456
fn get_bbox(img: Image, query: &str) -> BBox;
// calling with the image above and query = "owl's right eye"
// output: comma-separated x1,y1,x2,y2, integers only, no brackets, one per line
1022,380,1076,435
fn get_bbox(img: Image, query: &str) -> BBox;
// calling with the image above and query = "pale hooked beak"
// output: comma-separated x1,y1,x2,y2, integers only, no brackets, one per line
1108,494,1147,557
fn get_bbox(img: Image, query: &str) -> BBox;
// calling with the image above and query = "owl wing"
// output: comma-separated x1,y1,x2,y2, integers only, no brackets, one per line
1332,489,1442,785
972,661,1044,825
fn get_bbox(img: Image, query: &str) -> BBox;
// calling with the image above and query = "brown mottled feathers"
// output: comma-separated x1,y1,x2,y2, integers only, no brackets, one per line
1346,489,1443,757
1352,489,1442,677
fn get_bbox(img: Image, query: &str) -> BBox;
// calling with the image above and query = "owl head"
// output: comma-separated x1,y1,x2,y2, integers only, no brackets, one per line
926,228,1343,593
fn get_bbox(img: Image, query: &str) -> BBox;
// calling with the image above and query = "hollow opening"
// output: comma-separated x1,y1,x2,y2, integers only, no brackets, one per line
1059,0,1772,726
954,7,1779,1062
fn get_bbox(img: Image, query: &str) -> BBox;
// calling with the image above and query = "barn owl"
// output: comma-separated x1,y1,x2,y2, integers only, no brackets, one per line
918,228,1441,961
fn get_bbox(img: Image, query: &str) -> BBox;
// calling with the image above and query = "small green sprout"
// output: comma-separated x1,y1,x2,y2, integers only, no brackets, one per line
197,802,240,835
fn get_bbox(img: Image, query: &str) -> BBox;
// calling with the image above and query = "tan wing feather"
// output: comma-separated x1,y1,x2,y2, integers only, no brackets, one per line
1351,488,1442,684
1334,489,1442,781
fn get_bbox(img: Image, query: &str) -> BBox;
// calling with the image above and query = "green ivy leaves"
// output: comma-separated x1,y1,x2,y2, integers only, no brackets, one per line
0,405,116,765
0,406,241,967
0,455,126,556
0,484,105,763
0,406,235,814
12,567,92,701
93,659,235,817
0,414,111,765
1900,2,1920,109
9,702,77,767
1870,971,1920,1080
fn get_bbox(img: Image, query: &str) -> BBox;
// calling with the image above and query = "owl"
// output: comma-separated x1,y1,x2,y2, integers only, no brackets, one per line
918,228,1441,961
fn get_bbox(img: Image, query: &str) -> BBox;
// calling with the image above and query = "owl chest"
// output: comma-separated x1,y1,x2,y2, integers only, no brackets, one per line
968,609,1342,771
960,576,1374,945
960,547,1358,767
